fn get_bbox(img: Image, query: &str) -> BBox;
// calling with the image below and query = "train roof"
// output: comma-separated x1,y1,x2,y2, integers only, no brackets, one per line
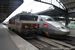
38,15,52,18
18,12,38,16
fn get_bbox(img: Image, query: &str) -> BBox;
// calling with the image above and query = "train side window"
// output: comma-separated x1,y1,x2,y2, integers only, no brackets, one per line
13,18,15,24
9,17,15,24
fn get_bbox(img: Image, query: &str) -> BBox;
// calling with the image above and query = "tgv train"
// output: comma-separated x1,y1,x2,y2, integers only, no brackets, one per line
8,12,41,36
38,15,70,37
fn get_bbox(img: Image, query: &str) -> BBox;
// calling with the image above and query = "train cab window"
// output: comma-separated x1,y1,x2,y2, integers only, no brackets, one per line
20,15,38,21
46,18,53,21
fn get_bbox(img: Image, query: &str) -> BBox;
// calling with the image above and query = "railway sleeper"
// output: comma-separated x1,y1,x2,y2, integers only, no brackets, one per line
37,36,75,50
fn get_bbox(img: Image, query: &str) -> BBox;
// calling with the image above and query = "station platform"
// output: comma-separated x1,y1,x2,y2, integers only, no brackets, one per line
0,24,39,50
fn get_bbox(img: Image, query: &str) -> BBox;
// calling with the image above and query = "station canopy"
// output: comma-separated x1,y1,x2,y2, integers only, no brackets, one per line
35,0,75,18
1,0,75,22
60,0,75,10
0,0,23,22
60,0,75,17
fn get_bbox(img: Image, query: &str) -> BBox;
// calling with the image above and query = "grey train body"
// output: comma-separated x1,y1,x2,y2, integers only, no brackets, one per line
38,15,70,37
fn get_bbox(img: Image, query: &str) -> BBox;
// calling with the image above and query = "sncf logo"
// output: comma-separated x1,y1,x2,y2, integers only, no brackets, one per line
43,24,48,28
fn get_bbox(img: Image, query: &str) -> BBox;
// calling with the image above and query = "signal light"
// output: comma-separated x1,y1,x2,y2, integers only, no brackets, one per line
43,24,48,28
25,26,29,28
22,24,29,28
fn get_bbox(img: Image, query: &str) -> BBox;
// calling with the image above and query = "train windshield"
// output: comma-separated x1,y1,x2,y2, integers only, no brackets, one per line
20,15,38,21
46,18,54,21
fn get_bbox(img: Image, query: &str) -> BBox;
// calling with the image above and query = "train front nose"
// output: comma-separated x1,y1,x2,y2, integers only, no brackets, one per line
52,26,70,35
46,21,70,36
51,29,70,36
59,28,70,35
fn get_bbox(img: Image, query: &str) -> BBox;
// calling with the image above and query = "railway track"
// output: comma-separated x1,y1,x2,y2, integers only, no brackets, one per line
23,36,75,50
5,25,75,50
61,36,75,46
9,27,75,50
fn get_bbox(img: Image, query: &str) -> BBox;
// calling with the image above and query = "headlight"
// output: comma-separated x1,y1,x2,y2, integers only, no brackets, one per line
57,27,65,29
57,27,62,29
25,26,29,28
35,26,38,28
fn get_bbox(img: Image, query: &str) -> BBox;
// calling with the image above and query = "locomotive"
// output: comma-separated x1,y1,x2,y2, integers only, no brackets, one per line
8,12,41,36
